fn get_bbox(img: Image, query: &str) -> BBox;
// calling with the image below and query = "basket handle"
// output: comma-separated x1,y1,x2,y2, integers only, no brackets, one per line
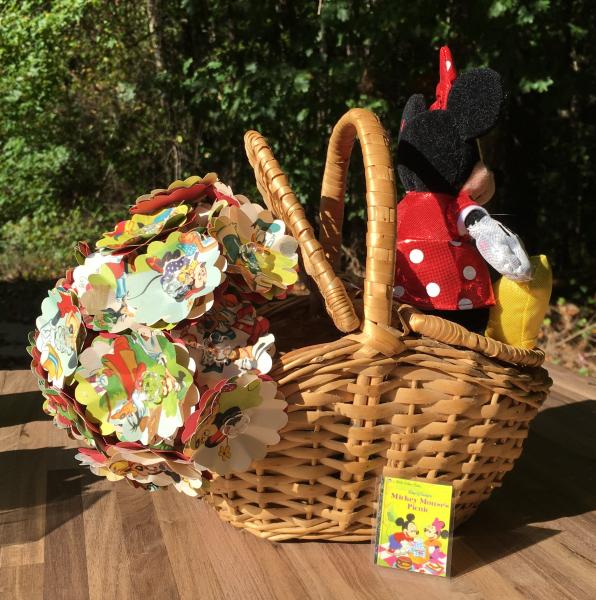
320,108,397,329
244,130,360,333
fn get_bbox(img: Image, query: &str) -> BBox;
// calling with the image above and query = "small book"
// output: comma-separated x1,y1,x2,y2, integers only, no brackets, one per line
374,477,454,577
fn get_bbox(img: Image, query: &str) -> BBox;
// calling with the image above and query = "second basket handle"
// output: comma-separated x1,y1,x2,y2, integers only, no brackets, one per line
244,129,360,333
320,108,397,329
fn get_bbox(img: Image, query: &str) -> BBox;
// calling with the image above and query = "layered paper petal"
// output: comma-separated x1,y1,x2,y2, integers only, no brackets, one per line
126,231,226,327
208,198,298,300
184,373,287,475
74,331,198,445
96,204,189,250
35,287,84,388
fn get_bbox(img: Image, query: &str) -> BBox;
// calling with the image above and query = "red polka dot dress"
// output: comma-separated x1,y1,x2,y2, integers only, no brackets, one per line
394,190,495,310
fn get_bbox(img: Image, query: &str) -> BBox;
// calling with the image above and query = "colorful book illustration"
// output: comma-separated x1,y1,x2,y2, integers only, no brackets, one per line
374,477,454,577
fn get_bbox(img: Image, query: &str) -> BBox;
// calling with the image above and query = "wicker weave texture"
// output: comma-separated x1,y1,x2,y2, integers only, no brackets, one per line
206,109,551,542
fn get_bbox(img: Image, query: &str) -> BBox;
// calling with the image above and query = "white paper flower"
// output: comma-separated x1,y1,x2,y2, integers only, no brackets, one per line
185,373,287,475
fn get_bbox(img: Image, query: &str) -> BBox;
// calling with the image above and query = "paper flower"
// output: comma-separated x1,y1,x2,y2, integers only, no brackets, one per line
208,198,298,300
74,331,199,445
126,230,226,327
131,173,218,215
182,373,287,475
72,252,138,332
96,204,189,250
27,335,99,446
75,445,205,495
35,287,84,388
174,292,275,386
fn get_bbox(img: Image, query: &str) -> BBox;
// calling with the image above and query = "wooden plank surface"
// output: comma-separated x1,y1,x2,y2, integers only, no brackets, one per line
0,366,594,600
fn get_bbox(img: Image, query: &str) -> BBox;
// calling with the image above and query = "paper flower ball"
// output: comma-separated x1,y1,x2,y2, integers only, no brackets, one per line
30,174,293,496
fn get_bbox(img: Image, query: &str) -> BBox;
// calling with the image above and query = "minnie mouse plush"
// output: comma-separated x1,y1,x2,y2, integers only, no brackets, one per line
394,47,533,332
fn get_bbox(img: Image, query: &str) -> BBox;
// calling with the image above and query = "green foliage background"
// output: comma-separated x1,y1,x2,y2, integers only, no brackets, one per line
0,0,594,296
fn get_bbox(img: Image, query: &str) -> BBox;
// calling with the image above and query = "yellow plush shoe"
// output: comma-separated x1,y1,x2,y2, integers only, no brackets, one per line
486,255,552,349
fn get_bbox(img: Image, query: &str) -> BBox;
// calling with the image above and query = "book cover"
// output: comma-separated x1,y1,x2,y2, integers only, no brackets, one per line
374,477,454,577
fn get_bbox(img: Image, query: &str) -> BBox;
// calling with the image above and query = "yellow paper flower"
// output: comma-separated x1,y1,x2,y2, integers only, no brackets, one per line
96,205,189,250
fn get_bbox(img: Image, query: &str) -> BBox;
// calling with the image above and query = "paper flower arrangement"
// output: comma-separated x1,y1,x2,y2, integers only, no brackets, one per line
29,175,293,497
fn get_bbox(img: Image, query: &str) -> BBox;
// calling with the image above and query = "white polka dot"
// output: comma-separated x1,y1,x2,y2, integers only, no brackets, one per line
426,282,441,297
463,266,477,280
409,249,424,264
393,286,405,298
446,60,452,71
449,240,462,247
458,298,473,310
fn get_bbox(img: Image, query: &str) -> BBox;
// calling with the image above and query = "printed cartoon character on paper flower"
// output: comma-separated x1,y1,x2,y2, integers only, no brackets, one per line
35,287,84,388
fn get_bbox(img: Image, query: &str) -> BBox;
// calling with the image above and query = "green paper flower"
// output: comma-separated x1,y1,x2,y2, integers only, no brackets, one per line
126,230,226,326
74,331,198,445
208,198,298,300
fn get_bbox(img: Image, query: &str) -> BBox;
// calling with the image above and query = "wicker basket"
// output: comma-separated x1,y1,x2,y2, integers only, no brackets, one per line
205,109,552,541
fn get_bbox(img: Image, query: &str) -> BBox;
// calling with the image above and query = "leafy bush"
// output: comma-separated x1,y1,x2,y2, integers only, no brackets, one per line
0,0,594,296
0,208,117,280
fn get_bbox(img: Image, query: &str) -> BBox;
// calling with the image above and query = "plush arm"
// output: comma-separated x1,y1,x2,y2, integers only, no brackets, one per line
466,214,533,282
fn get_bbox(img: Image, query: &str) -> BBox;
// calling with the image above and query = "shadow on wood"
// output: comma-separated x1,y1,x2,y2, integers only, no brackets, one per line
0,391,47,427
0,449,105,547
461,399,595,535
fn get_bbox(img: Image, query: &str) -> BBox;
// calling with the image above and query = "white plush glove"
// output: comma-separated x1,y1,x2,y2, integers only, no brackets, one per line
467,215,532,282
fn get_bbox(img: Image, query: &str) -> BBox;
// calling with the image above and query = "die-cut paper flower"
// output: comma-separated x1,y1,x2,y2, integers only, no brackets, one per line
208,198,298,300
183,373,287,475
126,230,226,327
131,173,218,215
75,445,205,495
174,293,275,386
29,334,100,446
73,253,138,332
96,204,189,250
35,287,84,388
74,331,198,445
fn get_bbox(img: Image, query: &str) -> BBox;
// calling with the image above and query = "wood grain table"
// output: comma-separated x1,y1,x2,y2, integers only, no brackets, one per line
0,364,594,600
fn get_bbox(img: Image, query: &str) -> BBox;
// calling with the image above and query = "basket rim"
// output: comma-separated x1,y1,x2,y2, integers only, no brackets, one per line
260,293,546,369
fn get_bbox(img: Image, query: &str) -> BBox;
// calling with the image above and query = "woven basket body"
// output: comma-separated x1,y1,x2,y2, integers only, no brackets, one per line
206,109,552,541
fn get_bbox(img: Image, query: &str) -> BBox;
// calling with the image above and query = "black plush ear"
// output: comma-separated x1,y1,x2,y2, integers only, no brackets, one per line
446,68,503,140
397,110,477,194
399,94,426,140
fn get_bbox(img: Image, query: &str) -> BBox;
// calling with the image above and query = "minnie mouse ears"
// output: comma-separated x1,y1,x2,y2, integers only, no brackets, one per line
447,68,504,140
399,46,504,142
